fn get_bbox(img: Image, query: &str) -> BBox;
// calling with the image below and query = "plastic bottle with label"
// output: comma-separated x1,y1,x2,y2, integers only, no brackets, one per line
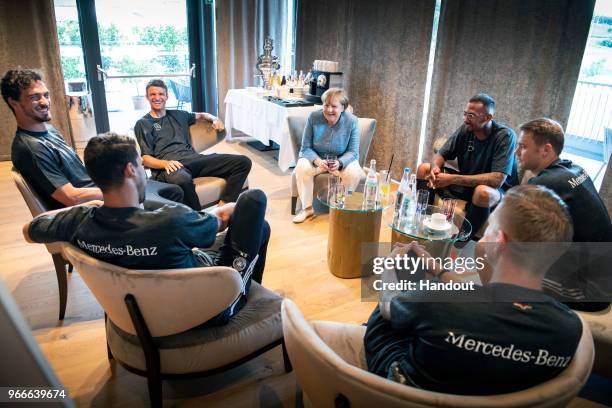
363,160,378,209
398,174,417,231
394,168,411,216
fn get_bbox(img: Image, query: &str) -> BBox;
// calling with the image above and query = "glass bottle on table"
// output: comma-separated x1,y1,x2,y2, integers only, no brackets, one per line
363,159,378,209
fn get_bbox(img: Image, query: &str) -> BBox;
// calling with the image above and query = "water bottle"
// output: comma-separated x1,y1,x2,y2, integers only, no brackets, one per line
363,160,378,209
398,175,417,231
394,168,411,215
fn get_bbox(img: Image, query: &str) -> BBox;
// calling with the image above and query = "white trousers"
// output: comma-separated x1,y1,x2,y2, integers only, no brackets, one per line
295,157,365,209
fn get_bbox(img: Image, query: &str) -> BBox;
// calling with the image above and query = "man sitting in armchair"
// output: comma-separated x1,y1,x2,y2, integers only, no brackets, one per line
416,93,518,238
23,133,270,326
2,69,183,210
134,79,251,211
365,185,582,394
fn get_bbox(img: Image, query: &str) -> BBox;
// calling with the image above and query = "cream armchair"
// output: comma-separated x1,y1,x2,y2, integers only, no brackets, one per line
62,244,290,408
281,299,594,408
11,167,72,320
578,306,612,377
289,117,377,214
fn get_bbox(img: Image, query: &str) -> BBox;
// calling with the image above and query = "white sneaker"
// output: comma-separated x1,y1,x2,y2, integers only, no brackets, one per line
293,207,315,223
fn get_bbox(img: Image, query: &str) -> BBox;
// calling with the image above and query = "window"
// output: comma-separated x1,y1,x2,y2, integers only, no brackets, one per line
565,0,612,190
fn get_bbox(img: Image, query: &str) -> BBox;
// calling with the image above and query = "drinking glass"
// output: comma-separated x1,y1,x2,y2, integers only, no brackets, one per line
325,154,338,173
416,189,429,214
327,173,342,204
442,198,456,222
333,181,346,208
379,170,391,206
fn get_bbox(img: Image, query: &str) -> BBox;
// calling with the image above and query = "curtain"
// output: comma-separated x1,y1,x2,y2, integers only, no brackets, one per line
0,0,73,160
423,0,595,160
215,0,289,121
296,0,436,177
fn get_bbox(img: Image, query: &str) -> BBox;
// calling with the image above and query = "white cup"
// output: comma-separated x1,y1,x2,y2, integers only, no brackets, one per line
430,213,448,228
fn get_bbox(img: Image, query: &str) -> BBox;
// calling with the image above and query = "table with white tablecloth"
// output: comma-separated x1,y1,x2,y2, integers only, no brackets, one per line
224,89,320,172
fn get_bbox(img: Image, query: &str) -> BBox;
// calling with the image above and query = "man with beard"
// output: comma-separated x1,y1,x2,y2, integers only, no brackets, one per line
416,93,518,238
2,69,183,210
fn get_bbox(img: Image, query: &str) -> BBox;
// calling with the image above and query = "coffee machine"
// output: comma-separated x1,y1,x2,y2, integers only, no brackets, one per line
304,60,343,104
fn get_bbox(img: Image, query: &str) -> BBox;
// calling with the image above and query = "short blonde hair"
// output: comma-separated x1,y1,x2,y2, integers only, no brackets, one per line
493,185,573,274
321,88,349,109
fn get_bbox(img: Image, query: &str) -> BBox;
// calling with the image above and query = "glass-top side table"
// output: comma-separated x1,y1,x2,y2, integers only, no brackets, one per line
382,204,472,258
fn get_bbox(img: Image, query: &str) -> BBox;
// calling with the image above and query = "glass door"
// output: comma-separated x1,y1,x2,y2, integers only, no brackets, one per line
565,0,612,189
55,0,193,139
94,0,192,135
55,0,95,148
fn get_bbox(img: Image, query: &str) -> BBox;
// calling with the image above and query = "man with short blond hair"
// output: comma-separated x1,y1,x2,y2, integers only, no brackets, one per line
517,117,611,242
516,117,612,309
364,185,581,395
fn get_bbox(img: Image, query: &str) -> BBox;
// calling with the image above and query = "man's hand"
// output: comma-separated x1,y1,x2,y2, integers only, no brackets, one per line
430,172,454,189
391,241,445,277
164,160,183,174
427,165,441,188
212,119,225,130
388,242,414,258
212,202,236,232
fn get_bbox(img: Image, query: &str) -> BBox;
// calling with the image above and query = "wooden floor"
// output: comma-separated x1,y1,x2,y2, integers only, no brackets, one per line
0,140,605,407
